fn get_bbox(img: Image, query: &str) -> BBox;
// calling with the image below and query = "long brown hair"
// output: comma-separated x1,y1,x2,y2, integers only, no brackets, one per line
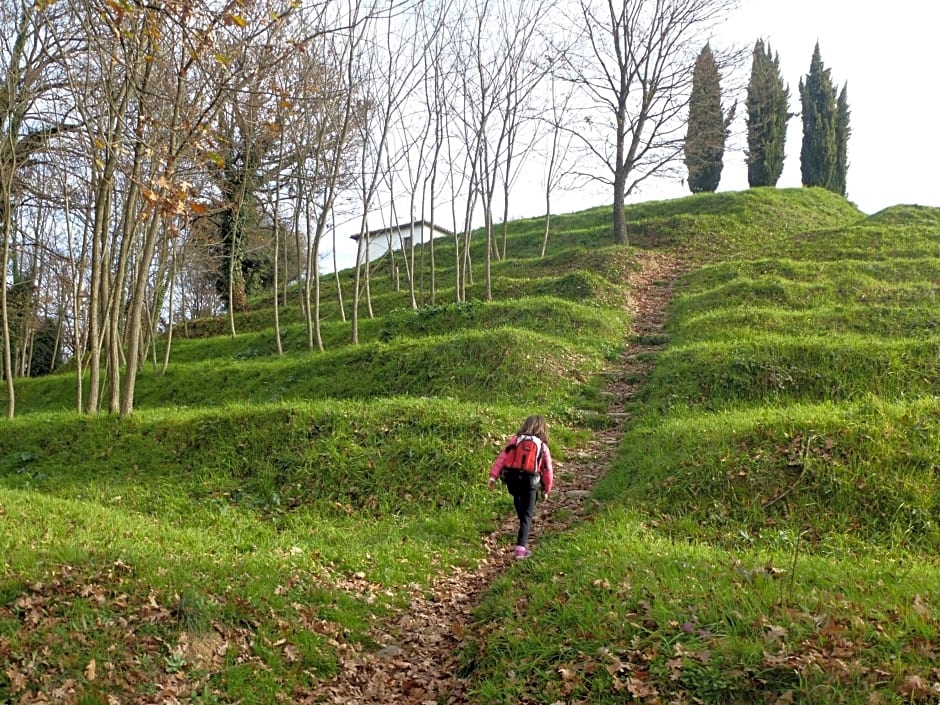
517,414,549,444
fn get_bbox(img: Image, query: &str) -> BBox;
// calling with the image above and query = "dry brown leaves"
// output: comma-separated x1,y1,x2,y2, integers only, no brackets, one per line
1,564,272,705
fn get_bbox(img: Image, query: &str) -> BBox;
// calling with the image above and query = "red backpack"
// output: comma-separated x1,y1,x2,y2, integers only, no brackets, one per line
503,435,543,474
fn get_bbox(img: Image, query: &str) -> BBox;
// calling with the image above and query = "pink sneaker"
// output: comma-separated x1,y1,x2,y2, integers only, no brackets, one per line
514,546,531,560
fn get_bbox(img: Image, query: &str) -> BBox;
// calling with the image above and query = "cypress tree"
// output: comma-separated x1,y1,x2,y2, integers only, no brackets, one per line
833,84,851,197
746,40,789,187
685,44,733,193
799,43,838,190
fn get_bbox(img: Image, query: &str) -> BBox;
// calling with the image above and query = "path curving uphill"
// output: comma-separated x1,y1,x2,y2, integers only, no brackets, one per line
302,251,685,704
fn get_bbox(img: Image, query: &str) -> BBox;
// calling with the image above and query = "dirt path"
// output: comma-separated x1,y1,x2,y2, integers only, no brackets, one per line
303,251,685,704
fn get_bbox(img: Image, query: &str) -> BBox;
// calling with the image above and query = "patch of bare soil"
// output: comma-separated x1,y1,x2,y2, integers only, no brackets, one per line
302,251,685,704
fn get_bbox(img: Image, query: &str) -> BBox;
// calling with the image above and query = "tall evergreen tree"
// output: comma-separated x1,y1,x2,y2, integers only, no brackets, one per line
746,40,790,187
833,84,851,197
685,44,734,193
799,43,839,191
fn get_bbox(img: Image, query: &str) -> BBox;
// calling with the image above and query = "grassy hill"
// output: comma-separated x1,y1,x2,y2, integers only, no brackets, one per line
2,187,939,704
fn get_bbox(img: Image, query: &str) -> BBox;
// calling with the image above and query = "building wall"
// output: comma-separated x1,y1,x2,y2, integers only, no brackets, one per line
359,223,451,263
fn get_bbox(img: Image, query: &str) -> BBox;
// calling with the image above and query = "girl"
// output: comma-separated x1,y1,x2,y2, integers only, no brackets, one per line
488,414,554,559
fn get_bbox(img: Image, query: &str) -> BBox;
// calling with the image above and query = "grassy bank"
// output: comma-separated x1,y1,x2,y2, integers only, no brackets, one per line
2,189,938,704
464,199,940,704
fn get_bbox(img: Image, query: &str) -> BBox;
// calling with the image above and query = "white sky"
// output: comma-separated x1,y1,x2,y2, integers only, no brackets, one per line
543,0,940,217
712,0,939,214
324,1,938,270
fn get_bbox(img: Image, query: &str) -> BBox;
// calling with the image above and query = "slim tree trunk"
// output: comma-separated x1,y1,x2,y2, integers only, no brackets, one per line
121,208,161,416
331,211,346,322
351,233,365,344
0,209,14,419
161,251,177,375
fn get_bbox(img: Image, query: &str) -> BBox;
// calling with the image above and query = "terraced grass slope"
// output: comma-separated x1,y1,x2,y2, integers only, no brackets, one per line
467,196,940,705
3,188,938,704
1,194,645,703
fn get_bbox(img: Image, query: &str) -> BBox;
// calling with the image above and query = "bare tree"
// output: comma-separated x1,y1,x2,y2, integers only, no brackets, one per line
0,0,78,417
291,1,371,350
47,0,311,415
420,12,452,306
489,0,553,261
566,0,739,244
351,0,436,342
373,0,455,309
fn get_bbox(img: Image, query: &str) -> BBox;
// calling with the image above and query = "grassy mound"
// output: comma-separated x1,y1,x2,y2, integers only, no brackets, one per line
137,328,593,408
0,399,534,524
639,334,939,409
379,296,627,350
599,398,940,549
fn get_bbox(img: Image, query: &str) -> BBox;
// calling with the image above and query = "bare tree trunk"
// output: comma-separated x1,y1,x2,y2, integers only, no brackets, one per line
161,251,177,375
331,210,346,322
304,187,323,351
62,192,88,413
364,244,373,318
542,192,552,258
447,137,462,303
121,208,161,416
272,219,283,356
108,115,152,412
541,71,575,258
350,233,365,344
85,178,112,414
271,130,285,356
0,204,14,418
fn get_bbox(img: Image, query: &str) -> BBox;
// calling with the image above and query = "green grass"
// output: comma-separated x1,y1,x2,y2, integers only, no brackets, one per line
599,397,940,550
456,191,940,705
3,187,940,703
467,509,940,704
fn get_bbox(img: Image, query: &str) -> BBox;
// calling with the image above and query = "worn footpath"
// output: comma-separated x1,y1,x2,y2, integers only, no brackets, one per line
303,251,685,704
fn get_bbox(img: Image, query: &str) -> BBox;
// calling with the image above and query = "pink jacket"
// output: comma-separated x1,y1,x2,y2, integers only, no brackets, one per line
489,435,554,494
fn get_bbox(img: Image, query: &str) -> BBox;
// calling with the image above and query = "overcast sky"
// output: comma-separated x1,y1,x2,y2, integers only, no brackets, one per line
555,0,939,217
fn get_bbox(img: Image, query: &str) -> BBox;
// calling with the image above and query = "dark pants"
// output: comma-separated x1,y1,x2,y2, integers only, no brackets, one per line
505,471,539,547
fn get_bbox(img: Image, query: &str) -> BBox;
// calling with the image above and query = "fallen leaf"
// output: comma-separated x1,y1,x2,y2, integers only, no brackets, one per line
5,666,27,692
897,675,934,699
626,675,659,698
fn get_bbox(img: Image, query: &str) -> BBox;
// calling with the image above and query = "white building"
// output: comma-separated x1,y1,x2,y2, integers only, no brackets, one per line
350,219,454,263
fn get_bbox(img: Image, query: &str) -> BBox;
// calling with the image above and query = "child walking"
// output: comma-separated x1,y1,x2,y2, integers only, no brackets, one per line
488,414,554,559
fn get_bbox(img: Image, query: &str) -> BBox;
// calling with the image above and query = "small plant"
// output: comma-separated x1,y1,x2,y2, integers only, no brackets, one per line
174,590,211,634
164,649,187,674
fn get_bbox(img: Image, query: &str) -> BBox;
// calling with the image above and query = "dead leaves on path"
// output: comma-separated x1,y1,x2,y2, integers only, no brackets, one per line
304,253,684,704
302,562,496,704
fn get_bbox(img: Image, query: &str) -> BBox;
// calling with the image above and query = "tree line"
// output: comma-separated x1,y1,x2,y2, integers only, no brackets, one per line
0,0,847,418
685,39,850,196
